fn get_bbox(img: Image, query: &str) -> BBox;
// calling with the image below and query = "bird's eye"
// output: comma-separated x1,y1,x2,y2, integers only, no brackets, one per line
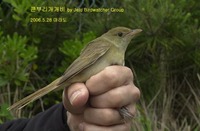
117,32,123,37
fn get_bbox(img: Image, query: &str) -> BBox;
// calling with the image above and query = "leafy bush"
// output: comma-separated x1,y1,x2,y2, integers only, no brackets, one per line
58,31,96,73
0,30,37,121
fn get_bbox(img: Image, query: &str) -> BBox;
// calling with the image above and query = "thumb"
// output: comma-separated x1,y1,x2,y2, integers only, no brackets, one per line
62,83,89,114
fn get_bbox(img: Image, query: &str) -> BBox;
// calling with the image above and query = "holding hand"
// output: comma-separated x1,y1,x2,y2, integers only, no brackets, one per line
62,66,140,131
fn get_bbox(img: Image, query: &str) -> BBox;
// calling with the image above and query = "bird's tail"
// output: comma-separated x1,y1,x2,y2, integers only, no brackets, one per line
8,77,65,111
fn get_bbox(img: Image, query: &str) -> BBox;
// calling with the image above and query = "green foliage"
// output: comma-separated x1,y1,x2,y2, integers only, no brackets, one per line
3,0,31,27
0,32,37,86
123,0,200,130
123,0,200,99
0,30,38,120
58,32,96,73
0,103,13,124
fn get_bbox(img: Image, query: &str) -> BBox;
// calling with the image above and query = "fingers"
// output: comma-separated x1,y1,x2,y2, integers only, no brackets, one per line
86,66,133,95
84,108,122,126
64,66,140,131
80,122,131,131
85,65,140,126
90,83,140,108
67,111,131,131
67,105,135,131
84,104,136,126
62,83,89,114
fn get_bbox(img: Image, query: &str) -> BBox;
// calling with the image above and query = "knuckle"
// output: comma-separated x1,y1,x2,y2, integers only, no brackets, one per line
132,86,141,101
125,67,133,79
127,84,141,102
123,67,134,85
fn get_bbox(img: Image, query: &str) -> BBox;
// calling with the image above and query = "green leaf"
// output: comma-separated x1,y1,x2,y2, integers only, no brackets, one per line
0,103,13,123
12,14,21,21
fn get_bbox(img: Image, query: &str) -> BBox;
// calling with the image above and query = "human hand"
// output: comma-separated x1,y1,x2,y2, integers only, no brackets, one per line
62,66,140,131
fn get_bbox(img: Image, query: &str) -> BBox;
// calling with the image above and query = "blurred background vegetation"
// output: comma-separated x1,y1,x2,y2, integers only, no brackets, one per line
0,0,199,130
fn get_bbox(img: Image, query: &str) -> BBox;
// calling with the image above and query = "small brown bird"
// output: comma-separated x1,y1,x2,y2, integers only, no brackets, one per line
8,27,142,120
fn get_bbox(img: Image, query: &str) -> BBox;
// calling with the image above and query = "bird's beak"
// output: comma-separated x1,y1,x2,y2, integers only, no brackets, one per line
129,29,143,36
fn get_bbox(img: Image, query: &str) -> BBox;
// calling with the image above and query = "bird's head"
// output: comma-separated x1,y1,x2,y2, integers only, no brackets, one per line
102,27,142,49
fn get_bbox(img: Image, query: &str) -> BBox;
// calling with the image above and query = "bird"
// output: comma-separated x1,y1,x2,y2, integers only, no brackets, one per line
8,26,142,120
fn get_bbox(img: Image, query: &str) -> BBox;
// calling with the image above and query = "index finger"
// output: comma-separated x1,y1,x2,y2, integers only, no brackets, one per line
85,66,133,95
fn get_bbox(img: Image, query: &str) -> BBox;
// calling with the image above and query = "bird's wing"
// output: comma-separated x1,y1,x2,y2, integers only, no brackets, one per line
58,39,111,84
